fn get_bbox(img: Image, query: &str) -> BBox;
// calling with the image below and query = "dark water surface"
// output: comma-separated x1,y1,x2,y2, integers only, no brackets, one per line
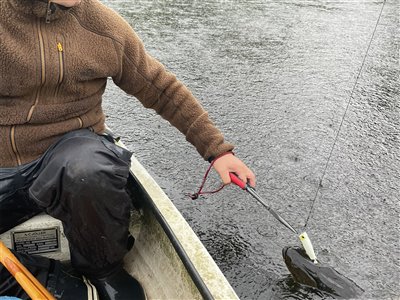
101,0,399,299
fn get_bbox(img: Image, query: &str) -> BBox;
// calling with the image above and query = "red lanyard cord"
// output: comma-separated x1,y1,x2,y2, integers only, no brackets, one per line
187,152,233,200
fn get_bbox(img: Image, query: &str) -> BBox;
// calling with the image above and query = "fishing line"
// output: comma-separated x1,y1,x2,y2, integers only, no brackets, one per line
304,0,387,229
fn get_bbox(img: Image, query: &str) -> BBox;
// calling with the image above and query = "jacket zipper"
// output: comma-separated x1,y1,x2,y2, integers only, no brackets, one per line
45,0,52,24
10,126,22,165
54,42,64,97
11,19,46,165
27,19,46,123
53,42,82,128
77,117,83,128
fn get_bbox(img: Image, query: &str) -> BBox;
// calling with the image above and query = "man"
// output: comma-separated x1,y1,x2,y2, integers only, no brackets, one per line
0,0,256,298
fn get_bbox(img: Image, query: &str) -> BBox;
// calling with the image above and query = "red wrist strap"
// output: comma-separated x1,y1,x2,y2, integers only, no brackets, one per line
187,152,234,200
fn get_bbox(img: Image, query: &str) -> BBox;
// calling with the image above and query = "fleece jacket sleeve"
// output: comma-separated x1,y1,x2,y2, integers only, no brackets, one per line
111,25,234,160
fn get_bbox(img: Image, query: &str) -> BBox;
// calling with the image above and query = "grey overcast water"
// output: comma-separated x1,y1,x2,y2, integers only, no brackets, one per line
101,0,399,299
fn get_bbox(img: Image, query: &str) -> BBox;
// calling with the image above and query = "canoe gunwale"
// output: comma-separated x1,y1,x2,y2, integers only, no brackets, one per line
128,170,214,300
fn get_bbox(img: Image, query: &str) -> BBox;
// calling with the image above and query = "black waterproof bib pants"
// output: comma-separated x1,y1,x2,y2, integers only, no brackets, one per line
0,129,134,288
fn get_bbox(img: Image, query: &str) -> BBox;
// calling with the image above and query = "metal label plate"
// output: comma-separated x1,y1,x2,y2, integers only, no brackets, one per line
11,227,60,254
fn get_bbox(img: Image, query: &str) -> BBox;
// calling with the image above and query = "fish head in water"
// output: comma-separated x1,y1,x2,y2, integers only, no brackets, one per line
282,246,319,287
282,246,363,299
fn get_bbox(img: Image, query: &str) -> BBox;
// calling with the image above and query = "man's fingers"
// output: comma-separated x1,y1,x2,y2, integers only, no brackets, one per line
212,153,256,188
221,172,231,185
246,171,256,187
235,171,256,188
237,173,247,185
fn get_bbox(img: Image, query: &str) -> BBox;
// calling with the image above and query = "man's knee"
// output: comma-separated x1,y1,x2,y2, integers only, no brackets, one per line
29,132,131,208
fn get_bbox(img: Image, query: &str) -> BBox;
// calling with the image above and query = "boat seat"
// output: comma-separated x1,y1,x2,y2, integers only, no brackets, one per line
0,209,143,263
0,213,70,261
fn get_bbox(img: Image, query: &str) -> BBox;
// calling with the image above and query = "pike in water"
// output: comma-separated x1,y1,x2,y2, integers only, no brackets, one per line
282,246,364,299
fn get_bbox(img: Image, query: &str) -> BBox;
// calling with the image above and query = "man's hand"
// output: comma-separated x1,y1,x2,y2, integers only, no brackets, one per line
212,153,256,187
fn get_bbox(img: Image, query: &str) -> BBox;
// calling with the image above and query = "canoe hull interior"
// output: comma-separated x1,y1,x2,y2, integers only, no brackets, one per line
0,155,238,299
125,209,202,299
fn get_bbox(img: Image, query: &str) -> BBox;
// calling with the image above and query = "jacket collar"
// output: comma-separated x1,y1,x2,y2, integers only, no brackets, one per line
7,0,71,22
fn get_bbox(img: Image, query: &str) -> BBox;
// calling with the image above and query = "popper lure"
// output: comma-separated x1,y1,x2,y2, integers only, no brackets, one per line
299,231,318,263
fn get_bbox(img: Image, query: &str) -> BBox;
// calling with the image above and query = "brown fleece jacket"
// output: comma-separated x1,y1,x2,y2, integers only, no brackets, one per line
0,0,234,167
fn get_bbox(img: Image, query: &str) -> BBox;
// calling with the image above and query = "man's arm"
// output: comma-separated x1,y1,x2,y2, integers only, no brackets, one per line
111,27,233,161
111,23,255,186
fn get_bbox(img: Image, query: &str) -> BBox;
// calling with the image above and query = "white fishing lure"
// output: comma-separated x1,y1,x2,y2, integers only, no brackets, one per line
299,231,318,264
